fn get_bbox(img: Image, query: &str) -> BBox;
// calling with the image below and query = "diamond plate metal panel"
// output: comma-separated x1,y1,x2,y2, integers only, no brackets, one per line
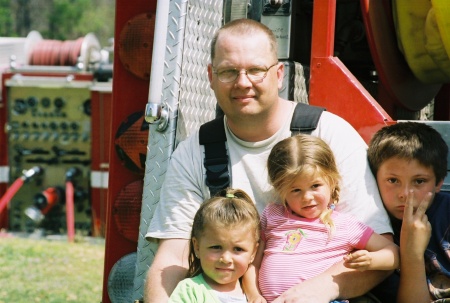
278,61,309,104
132,1,223,301
176,0,223,144
294,61,309,104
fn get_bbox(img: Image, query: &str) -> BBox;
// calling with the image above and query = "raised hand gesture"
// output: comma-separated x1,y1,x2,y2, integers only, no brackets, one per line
400,190,432,258
397,190,434,303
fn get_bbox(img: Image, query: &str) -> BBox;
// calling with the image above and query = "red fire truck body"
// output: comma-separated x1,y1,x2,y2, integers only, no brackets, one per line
0,1,449,302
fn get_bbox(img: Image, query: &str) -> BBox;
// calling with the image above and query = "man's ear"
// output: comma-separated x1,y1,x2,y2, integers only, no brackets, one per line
207,64,213,88
276,62,284,89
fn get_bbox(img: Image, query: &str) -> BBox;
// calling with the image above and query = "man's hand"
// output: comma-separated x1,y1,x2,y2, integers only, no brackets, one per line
272,274,336,303
272,258,391,303
272,283,333,303
247,294,267,303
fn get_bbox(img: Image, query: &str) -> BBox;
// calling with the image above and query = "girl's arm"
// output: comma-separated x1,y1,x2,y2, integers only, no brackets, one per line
242,240,267,303
343,232,399,271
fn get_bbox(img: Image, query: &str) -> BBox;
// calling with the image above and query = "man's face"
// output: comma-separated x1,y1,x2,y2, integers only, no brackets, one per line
207,31,283,123
376,157,443,220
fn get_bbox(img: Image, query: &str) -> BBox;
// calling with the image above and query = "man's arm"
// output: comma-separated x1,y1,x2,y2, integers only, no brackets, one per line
273,259,392,303
242,240,266,303
144,239,190,303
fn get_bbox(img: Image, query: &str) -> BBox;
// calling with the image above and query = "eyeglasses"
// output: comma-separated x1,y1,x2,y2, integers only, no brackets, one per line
212,62,279,83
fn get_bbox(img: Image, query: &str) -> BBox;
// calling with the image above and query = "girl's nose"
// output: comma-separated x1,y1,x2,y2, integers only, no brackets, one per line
219,252,232,264
303,190,314,201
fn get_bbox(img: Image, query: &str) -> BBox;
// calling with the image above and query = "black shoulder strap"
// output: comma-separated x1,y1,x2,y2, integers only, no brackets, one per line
199,117,229,197
290,102,325,135
200,103,325,196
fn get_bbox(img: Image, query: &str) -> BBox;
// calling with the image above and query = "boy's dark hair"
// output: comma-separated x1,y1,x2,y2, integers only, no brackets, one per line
368,122,448,184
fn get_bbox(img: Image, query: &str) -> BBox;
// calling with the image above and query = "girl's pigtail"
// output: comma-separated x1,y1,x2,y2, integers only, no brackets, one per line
320,201,336,241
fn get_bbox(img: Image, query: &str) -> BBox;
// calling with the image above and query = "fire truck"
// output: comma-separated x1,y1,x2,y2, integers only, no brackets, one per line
0,30,113,239
0,0,449,302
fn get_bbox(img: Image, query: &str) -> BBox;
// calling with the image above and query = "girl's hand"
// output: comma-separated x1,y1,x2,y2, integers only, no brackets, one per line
343,250,372,271
400,190,432,259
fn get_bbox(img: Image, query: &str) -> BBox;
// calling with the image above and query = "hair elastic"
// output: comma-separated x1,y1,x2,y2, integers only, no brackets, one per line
226,193,235,198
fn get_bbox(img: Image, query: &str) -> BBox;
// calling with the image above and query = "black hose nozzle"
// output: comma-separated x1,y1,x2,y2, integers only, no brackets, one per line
65,167,80,181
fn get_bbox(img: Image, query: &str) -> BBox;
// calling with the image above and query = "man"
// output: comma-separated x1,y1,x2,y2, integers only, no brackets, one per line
144,18,393,303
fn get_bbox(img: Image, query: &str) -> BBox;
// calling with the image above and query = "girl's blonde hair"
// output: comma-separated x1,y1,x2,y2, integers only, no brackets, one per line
267,134,341,238
187,188,260,278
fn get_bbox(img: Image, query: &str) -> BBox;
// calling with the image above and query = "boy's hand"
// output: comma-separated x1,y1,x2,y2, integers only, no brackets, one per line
400,190,432,258
343,250,372,271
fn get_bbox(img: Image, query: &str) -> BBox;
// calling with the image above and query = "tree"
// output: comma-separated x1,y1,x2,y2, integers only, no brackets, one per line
0,0,14,36
1,0,115,46
47,0,92,41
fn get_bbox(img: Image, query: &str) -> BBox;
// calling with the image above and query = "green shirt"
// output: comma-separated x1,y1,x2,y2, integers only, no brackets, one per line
168,274,246,303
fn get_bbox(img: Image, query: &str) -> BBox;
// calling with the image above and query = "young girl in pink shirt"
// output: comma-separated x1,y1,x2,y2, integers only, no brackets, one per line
244,135,399,303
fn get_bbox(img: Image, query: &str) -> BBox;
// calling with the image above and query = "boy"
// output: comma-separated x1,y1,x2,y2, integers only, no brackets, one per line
368,122,450,303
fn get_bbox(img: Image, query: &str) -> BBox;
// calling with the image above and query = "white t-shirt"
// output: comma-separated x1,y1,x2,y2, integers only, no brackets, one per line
146,102,392,240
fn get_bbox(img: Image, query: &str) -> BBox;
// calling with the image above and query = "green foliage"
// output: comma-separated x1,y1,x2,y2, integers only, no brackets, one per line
0,0,13,36
77,0,116,45
47,0,92,40
0,0,115,46
0,237,104,303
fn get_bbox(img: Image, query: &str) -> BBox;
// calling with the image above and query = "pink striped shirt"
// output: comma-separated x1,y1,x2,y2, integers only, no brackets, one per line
259,203,373,302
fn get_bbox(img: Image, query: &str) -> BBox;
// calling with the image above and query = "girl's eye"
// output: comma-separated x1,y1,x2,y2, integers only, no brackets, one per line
234,247,244,252
387,178,398,184
210,245,221,250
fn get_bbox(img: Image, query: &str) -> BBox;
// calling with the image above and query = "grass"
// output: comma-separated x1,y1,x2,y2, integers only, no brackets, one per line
0,235,105,303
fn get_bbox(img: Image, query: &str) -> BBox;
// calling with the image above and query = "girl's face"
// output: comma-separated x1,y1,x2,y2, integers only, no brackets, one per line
192,222,257,293
285,173,332,219
376,157,442,220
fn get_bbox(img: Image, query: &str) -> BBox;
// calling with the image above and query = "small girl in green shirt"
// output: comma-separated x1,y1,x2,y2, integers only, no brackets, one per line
168,188,260,303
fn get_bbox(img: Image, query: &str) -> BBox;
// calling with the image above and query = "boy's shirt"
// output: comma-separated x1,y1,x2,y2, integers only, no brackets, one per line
391,191,450,301
424,191,450,300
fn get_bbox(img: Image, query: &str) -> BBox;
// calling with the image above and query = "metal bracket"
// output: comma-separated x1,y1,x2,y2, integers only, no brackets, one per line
144,102,169,132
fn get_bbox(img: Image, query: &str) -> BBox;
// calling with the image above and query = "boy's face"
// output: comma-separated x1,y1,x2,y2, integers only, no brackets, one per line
376,156,443,220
